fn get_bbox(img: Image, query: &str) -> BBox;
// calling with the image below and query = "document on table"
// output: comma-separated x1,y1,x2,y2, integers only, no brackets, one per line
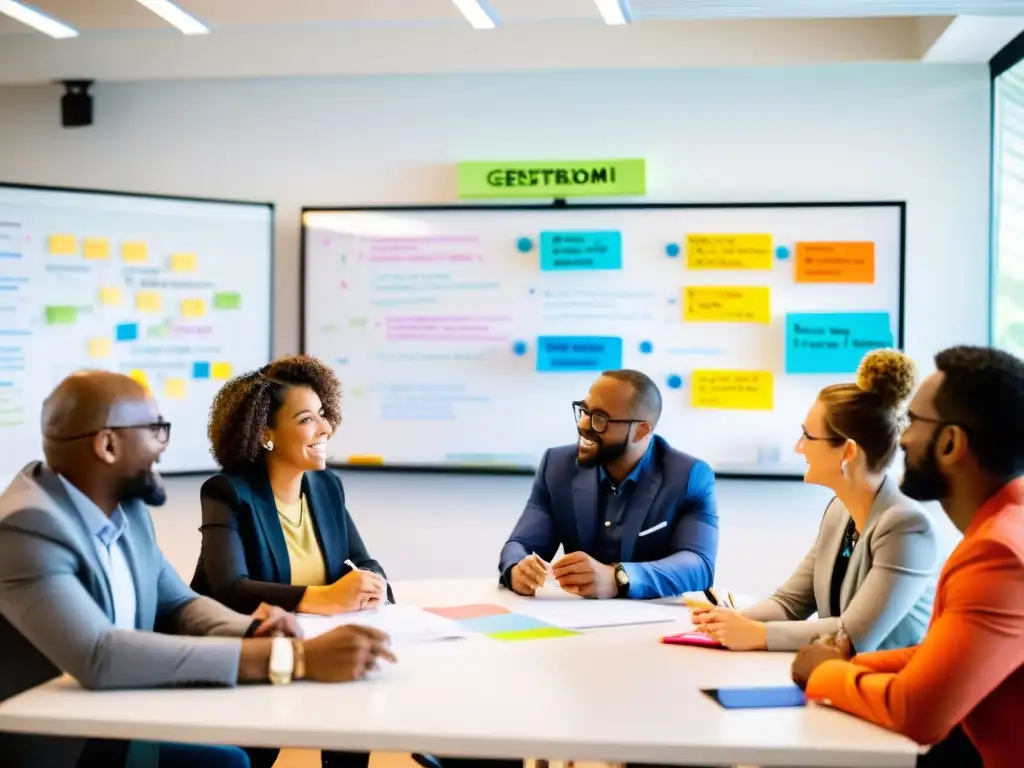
296,604,470,643
511,585,680,630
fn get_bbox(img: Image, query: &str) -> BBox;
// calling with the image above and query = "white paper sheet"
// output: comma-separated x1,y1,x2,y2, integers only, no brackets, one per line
511,585,680,629
296,604,469,643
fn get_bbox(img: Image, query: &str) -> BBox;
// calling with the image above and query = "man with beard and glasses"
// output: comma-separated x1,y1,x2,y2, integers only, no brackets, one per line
498,369,718,600
0,371,397,768
791,346,1024,768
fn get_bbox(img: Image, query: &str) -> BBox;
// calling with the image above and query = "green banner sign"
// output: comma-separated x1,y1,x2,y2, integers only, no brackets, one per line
457,159,646,199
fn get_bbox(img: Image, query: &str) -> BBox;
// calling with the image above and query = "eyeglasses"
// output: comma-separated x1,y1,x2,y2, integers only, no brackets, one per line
572,401,643,434
800,425,844,444
50,420,172,445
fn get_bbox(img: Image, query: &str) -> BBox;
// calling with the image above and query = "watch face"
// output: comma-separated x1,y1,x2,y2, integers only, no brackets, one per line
616,568,629,585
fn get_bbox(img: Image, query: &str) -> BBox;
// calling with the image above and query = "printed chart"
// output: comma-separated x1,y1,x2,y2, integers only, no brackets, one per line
302,203,904,476
0,185,273,478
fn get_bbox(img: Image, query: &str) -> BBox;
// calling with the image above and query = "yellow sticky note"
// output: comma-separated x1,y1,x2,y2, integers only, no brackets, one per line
683,286,770,324
181,298,205,318
170,252,197,272
135,290,162,313
82,237,111,260
692,370,774,411
165,378,187,399
211,362,232,380
99,286,123,306
122,242,148,263
129,369,150,390
48,234,77,256
88,337,111,358
686,234,773,270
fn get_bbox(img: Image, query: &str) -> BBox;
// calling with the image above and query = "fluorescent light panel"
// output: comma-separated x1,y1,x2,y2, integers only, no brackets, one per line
451,0,499,29
134,0,208,35
594,0,632,25
0,0,77,38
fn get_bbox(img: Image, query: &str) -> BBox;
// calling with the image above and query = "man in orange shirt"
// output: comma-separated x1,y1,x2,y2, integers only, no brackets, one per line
791,345,1024,768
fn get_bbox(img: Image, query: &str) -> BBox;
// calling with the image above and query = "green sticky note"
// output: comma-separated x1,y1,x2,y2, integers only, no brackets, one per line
147,324,167,338
45,306,77,325
457,159,646,199
487,627,580,642
214,292,241,310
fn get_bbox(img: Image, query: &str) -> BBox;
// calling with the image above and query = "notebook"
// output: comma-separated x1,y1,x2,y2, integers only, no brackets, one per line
702,685,807,709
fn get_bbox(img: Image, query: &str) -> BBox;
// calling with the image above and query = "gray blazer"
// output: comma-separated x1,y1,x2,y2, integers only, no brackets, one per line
0,462,254,766
741,476,938,652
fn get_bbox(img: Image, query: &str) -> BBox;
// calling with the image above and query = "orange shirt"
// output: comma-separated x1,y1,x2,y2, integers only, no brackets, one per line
806,478,1024,768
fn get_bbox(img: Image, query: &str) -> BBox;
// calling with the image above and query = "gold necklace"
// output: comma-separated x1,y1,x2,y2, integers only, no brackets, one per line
277,495,304,528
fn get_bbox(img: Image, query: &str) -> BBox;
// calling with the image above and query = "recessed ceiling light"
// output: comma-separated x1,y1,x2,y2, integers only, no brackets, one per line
451,0,500,30
0,0,77,38
134,0,209,35
594,0,632,25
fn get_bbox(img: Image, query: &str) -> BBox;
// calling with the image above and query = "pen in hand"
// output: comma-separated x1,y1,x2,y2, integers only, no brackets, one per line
344,558,391,606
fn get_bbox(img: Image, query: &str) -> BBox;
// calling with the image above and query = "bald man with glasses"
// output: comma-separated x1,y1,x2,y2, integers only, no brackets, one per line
499,369,719,600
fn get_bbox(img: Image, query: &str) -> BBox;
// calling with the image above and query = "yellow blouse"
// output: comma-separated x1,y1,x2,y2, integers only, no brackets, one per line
274,494,327,587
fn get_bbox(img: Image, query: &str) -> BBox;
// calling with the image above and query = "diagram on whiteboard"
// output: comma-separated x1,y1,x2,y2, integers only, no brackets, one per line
0,186,273,477
302,204,903,477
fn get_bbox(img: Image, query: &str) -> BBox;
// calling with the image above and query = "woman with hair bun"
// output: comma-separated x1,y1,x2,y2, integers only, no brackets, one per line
693,349,939,654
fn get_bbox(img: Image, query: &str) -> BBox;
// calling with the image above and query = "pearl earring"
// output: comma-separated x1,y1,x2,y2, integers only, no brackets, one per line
263,440,274,451
840,460,848,478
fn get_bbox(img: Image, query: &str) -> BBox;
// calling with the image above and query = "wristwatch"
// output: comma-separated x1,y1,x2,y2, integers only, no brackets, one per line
269,636,294,685
613,564,630,598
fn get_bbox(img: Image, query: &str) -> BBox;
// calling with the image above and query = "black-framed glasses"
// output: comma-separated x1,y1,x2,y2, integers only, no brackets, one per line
572,401,643,434
800,425,844,444
50,420,171,445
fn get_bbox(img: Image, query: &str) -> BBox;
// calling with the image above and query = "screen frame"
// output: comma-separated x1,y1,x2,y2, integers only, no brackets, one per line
300,199,907,480
0,180,276,477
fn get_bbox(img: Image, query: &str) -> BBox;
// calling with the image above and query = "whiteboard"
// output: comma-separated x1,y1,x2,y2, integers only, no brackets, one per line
0,184,273,477
302,203,904,477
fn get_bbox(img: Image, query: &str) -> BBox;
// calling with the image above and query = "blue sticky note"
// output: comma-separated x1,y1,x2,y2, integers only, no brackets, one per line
459,613,552,634
115,323,138,342
539,231,622,271
706,685,806,710
192,361,211,379
536,336,623,372
786,312,893,374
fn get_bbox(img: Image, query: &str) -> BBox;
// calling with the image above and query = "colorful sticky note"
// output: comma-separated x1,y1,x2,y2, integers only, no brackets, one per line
488,627,580,641
128,369,150,389
211,362,232,380
192,361,211,379
181,298,205,318
683,286,770,324
170,252,197,272
121,242,148,263
424,604,510,621
115,322,139,342
795,242,875,284
691,370,774,411
165,378,186,399
88,337,111,358
44,306,77,325
99,286,123,306
785,312,894,374
135,291,161,313
82,238,111,260
460,613,554,635
48,235,77,256
686,234,773,270
536,336,623,372
539,231,622,271
213,292,241,310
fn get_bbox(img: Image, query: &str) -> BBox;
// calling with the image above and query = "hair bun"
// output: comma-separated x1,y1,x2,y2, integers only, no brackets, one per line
856,348,917,408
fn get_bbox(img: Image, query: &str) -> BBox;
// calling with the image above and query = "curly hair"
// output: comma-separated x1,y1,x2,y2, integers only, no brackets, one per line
933,345,1024,476
208,355,342,473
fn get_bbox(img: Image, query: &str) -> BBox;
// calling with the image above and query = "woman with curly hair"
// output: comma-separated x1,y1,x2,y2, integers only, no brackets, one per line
692,349,940,655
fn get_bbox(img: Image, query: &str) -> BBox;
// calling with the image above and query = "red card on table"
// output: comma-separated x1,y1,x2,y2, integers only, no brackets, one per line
661,630,725,649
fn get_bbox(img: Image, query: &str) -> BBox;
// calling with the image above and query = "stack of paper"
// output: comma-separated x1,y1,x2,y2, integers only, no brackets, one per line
296,604,469,644
513,587,681,629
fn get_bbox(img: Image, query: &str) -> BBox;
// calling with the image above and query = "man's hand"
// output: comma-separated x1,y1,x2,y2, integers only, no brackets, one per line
691,608,767,651
510,553,550,596
304,625,397,683
552,551,617,599
250,603,302,638
791,641,846,690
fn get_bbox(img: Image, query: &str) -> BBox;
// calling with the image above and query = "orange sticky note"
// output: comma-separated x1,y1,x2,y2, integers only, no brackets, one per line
83,238,111,260
122,242,148,263
211,361,232,380
48,235,77,255
135,291,161,312
795,242,875,284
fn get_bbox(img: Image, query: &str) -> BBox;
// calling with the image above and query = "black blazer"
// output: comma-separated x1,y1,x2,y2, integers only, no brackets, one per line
190,466,390,614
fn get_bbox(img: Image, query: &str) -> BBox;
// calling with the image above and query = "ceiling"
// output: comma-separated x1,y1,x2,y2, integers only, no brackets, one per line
2,0,1024,35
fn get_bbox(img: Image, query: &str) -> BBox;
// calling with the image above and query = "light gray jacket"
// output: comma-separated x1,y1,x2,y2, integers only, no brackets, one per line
0,462,254,766
741,476,938,652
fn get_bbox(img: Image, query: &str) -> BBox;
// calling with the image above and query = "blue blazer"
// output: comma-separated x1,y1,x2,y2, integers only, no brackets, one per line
498,435,719,599
190,465,390,614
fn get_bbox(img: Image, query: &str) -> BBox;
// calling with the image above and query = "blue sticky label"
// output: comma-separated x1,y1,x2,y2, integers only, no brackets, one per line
539,230,622,271
192,361,211,379
115,323,138,342
785,312,893,374
536,336,623,372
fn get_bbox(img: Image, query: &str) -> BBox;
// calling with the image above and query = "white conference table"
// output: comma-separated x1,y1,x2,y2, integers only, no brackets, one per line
0,578,921,767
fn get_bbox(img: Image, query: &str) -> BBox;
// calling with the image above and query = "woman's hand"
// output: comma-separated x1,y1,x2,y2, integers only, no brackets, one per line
692,607,768,651
296,569,386,614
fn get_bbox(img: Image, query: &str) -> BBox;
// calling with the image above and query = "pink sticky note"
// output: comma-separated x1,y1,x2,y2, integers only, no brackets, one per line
423,604,510,621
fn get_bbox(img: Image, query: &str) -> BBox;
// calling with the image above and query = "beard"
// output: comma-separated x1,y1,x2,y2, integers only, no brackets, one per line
576,430,630,469
118,468,167,507
900,432,949,502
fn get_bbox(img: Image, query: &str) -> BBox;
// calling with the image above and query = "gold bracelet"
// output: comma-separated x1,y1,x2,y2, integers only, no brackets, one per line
292,639,306,680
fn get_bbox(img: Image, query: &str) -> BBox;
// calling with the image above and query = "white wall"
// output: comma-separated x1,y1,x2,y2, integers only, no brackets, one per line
0,62,986,591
